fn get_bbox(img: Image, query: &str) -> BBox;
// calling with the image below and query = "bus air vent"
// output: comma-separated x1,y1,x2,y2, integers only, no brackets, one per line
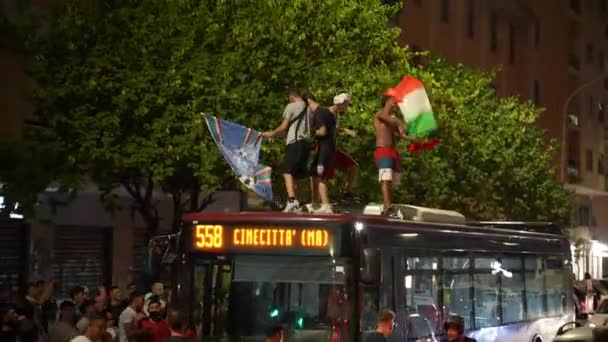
363,204,466,225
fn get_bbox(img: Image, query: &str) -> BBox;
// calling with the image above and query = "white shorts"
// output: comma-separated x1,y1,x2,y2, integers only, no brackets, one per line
378,168,400,186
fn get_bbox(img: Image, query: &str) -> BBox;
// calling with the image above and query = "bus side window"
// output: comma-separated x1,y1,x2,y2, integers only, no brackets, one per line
361,286,379,332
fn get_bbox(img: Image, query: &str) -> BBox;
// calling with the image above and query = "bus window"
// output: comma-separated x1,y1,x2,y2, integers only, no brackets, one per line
443,256,472,330
473,257,499,328
525,256,545,319
545,256,566,316
501,257,524,324
405,257,441,333
361,286,379,332
228,255,352,341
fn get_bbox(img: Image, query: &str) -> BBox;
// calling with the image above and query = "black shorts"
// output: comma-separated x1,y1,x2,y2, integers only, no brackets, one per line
282,140,311,179
310,144,336,179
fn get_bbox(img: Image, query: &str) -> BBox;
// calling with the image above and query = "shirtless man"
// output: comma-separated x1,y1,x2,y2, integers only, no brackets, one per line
374,96,406,216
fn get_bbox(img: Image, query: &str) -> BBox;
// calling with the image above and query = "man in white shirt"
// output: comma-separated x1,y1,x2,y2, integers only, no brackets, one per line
70,313,106,342
143,283,166,315
118,291,145,342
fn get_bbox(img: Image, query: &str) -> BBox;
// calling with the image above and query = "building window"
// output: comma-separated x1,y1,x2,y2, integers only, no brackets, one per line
533,80,540,105
440,0,449,23
466,0,475,38
587,44,594,63
587,149,594,172
570,0,581,14
600,51,605,71
509,24,516,64
534,22,540,48
490,12,497,52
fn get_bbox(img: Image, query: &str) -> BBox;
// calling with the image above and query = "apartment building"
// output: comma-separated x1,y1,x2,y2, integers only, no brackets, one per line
396,0,608,279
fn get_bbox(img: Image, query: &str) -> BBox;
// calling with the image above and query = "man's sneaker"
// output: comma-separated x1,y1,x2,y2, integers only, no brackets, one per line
313,204,334,214
305,203,317,213
283,200,302,213
381,206,402,219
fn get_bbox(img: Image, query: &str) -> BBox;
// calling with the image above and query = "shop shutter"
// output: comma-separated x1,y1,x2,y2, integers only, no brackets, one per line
0,219,27,292
53,226,112,298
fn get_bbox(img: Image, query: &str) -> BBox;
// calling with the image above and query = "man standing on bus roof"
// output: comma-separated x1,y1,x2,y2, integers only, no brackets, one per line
261,88,312,213
309,92,351,214
374,95,406,217
441,315,476,342
364,309,395,342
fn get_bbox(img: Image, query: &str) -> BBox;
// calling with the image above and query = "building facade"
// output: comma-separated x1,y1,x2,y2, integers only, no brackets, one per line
397,0,608,279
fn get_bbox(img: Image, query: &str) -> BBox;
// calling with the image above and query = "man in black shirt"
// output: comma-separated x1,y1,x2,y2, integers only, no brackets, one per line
365,309,395,342
440,315,476,342
310,93,350,214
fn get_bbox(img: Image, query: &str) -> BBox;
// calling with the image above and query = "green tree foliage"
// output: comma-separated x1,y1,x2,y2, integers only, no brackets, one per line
3,0,570,231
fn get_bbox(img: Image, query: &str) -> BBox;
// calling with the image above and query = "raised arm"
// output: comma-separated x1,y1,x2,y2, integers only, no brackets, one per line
376,97,405,137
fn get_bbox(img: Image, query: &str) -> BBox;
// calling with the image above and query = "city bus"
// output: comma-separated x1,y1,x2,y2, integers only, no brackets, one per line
153,204,574,342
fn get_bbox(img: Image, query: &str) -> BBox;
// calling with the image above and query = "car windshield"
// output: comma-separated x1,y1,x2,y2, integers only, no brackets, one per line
193,255,353,342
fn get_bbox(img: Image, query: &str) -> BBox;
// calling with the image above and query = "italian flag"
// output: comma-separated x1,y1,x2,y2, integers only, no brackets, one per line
385,76,439,152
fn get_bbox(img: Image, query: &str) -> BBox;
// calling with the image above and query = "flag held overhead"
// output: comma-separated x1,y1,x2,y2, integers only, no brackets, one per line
385,76,438,140
203,113,273,201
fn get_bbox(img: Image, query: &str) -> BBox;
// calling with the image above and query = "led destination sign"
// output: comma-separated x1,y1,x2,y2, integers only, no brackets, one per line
193,224,331,252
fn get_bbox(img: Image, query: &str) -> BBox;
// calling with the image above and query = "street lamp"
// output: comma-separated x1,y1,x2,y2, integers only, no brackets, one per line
560,72,608,182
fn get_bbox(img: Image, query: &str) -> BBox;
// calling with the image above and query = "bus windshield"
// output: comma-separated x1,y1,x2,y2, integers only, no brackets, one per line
193,255,353,341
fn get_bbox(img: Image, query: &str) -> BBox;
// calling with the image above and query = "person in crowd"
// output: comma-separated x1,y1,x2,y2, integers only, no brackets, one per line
139,298,170,342
77,300,96,333
261,88,313,213
21,280,53,341
130,329,154,342
108,286,124,321
49,300,79,342
118,291,145,342
308,93,351,214
440,315,476,342
163,309,194,342
144,284,165,315
374,95,406,216
265,325,284,342
0,303,19,342
71,313,107,342
364,309,395,342
70,287,87,319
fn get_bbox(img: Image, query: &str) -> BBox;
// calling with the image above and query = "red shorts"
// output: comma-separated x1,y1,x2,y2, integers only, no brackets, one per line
334,150,359,172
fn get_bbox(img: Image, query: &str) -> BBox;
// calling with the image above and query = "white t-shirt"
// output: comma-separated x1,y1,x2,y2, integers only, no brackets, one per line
71,336,92,342
118,306,137,342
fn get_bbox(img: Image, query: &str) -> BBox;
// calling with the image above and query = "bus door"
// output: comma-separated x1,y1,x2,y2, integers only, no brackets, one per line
403,256,442,340
193,258,232,339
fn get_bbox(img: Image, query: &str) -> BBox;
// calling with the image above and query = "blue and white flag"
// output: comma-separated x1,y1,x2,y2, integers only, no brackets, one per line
203,113,273,201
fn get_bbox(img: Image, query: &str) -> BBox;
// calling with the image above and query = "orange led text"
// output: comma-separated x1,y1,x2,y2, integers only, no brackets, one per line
233,228,297,247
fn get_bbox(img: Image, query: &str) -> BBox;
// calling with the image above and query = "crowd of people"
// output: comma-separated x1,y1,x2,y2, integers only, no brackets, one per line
263,88,404,216
0,281,196,342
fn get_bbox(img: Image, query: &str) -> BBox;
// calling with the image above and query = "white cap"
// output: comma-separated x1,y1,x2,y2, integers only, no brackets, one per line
333,92,351,105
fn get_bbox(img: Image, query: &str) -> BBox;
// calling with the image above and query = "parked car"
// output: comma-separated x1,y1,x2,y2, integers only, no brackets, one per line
553,322,608,341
